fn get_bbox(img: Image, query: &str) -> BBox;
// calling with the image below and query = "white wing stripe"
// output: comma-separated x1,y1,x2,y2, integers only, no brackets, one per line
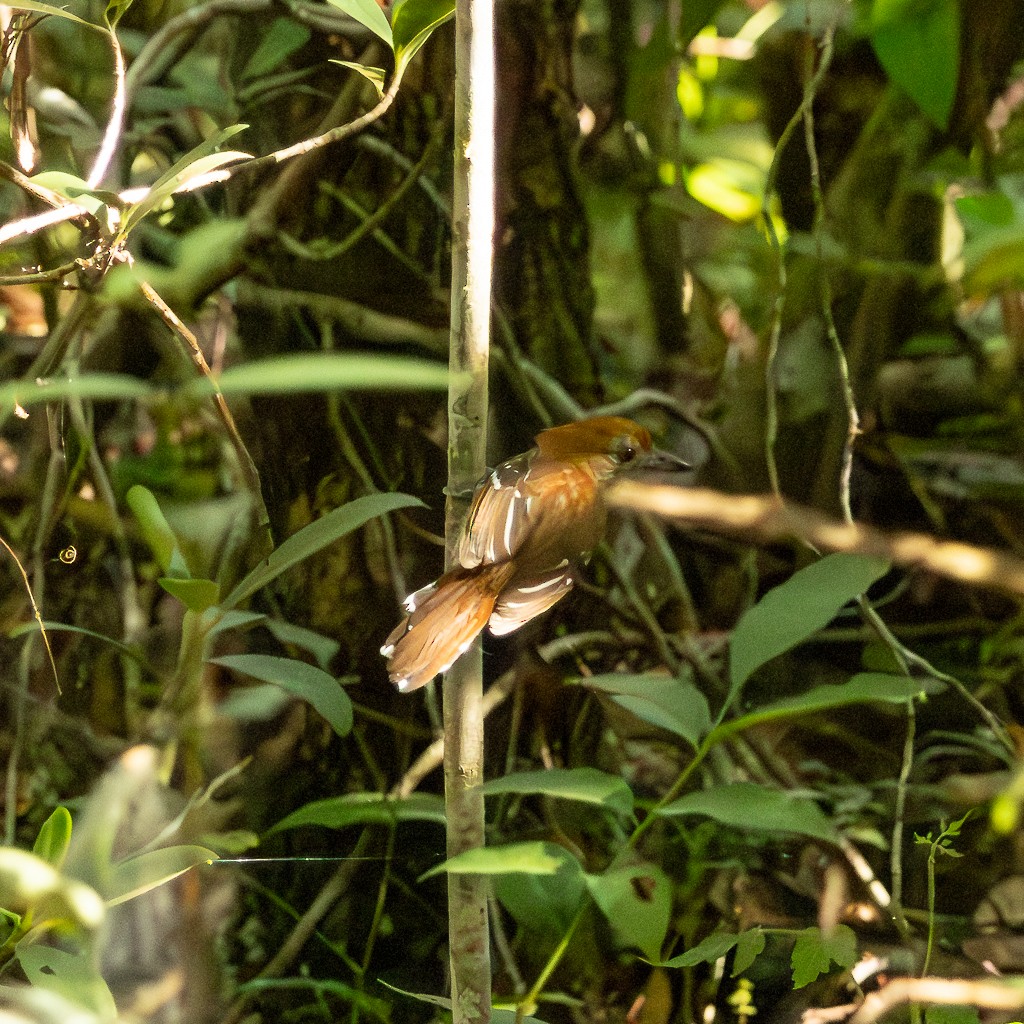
518,575,565,594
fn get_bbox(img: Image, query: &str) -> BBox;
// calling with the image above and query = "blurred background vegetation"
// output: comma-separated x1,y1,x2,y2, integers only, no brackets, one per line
2,0,1024,1021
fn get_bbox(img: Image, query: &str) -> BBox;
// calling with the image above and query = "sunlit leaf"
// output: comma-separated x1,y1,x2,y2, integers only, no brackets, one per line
105,844,216,906
392,0,454,72
482,767,634,816
32,807,73,869
421,841,582,881
332,60,386,98
323,0,393,49
0,373,153,414
16,945,118,1019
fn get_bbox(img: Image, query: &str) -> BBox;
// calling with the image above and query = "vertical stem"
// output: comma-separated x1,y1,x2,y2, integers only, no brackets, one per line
445,0,495,1017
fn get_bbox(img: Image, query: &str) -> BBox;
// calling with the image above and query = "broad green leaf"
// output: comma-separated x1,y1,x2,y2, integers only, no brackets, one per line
791,924,857,989
392,0,455,72
663,930,740,968
105,844,215,906
482,767,634,816
126,485,190,577
324,0,393,49
33,807,72,868
184,354,449,400
217,683,292,723
332,60,386,98
733,928,766,975
200,830,260,855
159,576,220,612
242,18,311,79
729,554,890,697
16,946,117,1020
586,862,672,961
712,673,928,742
493,866,586,935
870,0,959,129
208,610,267,635
223,492,423,609
658,782,838,843
422,841,581,881
210,654,353,737
0,373,153,413
266,792,446,834
576,674,711,748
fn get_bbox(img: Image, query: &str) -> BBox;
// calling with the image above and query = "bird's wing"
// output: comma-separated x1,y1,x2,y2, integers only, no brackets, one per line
487,569,575,636
458,451,537,568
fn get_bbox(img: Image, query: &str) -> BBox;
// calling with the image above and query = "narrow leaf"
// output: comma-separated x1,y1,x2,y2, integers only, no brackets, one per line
267,792,445,834
332,60,386,98
658,782,838,843
223,492,423,609
159,576,220,612
482,767,634,816
184,354,449,400
242,18,311,80
663,930,740,968
0,373,153,413
105,845,216,906
126,485,190,577
211,654,353,737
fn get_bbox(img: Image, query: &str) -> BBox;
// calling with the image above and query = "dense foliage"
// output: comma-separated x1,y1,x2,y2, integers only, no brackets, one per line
1,0,1024,1022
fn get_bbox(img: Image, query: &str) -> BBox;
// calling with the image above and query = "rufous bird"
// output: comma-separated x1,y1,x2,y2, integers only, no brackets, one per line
382,416,688,692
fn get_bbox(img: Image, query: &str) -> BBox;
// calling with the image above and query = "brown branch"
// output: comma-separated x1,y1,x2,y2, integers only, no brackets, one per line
607,481,1024,598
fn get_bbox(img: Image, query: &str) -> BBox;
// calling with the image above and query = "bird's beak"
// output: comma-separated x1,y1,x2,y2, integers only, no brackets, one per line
633,449,690,473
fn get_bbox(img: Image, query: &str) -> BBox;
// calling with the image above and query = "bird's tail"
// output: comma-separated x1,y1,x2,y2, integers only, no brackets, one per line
382,562,516,692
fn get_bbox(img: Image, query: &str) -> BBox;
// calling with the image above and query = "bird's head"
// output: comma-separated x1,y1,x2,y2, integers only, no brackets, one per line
535,416,688,479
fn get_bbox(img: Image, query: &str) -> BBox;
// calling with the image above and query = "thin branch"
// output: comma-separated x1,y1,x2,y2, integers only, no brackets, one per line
87,24,127,188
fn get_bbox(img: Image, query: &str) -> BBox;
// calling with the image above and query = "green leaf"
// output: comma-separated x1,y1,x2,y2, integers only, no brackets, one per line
210,654,353,737
242,18,311,79
121,125,249,232
791,924,857,989
663,930,741,968
16,946,118,1020
733,928,766,975
493,867,586,936
729,554,891,697
575,674,711,748
870,0,959,129
263,619,340,670
33,807,73,868
586,862,672,961
266,792,446,834
392,0,455,72
323,0,393,49
125,485,190,577
331,60,386,98
658,781,838,843
482,767,634,816
0,373,153,414
184,354,449,400
3,0,105,30
105,845,216,906
29,172,108,216
159,576,220,612
422,841,581,881
223,492,423,609
712,673,929,742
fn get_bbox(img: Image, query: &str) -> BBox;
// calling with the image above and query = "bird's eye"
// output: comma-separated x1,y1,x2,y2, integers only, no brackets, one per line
612,436,638,462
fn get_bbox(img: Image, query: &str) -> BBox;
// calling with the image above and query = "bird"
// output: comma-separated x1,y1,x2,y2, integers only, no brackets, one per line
381,416,688,692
